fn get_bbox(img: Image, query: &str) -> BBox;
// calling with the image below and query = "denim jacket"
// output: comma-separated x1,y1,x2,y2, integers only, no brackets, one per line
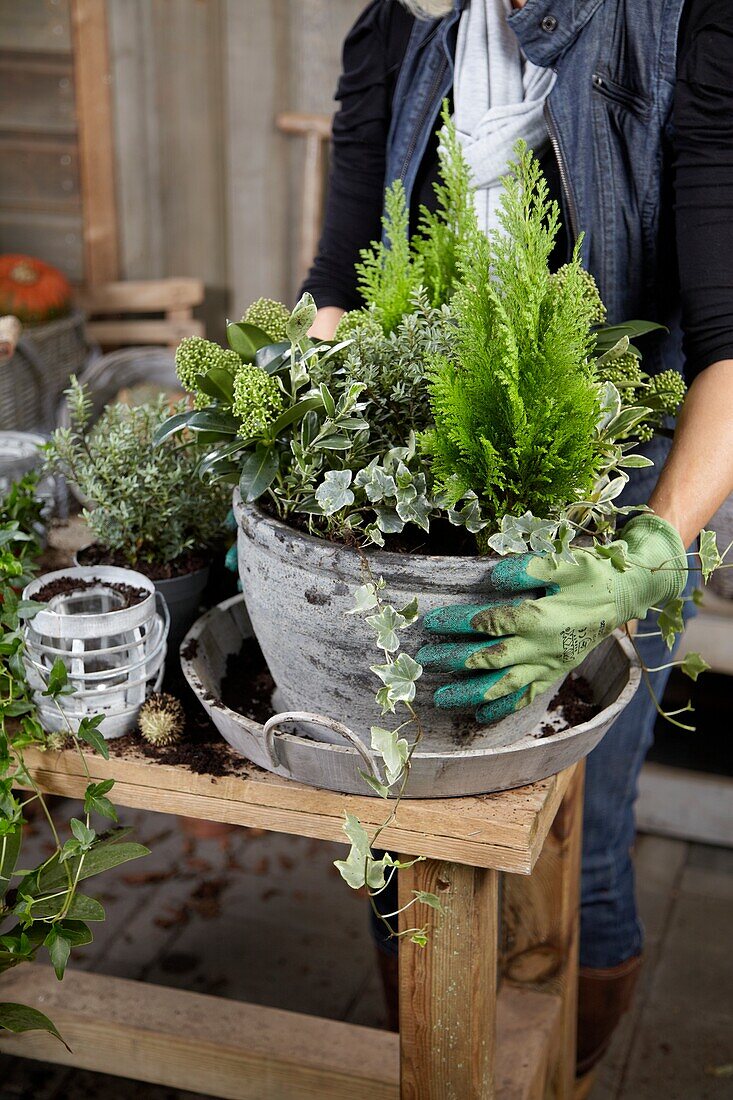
385,0,688,378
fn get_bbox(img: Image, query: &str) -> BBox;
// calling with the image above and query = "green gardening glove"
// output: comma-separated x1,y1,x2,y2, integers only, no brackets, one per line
416,514,687,725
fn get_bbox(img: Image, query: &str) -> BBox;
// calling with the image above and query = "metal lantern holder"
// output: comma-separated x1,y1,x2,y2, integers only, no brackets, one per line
23,566,169,740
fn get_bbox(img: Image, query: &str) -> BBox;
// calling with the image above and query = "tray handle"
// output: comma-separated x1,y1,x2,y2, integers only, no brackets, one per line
262,710,383,781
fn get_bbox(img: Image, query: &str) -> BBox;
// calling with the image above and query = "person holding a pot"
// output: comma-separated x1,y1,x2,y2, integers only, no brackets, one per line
302,0,733,1082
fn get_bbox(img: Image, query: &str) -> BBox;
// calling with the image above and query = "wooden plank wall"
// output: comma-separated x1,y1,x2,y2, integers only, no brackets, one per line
0,0,84,279
0,1,363,327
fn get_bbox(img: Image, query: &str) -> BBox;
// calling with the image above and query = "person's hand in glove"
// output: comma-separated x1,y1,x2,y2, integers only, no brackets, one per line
416,514,688,724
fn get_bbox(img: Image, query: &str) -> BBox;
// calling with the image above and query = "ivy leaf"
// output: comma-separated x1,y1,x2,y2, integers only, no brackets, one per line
397,597,419,625
354,463,397,504
658,596,685,651
691,588,705,607
333,814,394,890
698,529,722,583
370,726,409,786
371,653,423,708
413,890,444,913
594,541,630,572
366,606,407,654
447,491,488,534
410,930,429,947
346,583,379,616
374,507,405,535
358,771,390,798
315,470,354,516
679,652,710,682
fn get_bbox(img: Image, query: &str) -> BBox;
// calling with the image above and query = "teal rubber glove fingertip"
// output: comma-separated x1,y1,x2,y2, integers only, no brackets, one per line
224,542,238,573
224,507,238,533
433,668,510,710
475,686,530,725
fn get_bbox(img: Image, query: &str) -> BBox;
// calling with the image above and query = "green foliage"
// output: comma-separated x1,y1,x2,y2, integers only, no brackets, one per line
333,310,383,345
0,473,45,558
356,181,424,334
593,336,687,441
336,572,441,947
356,105,477,330
232,364,284,436
423,142,602,527
0,512,148,1038
553,264,607,326
175,336,241,393
413,101,478,308
46,381,230,568
241,297,290,343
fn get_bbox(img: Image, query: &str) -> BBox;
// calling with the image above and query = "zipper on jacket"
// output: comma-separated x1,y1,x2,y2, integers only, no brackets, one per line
399,57,448,182
544,100,580,246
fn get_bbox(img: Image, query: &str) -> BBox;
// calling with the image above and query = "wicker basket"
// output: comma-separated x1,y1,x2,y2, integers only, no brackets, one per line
0,310,88,432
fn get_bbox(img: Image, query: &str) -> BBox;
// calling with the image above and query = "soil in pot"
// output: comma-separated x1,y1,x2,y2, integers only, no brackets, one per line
33,573,148,608
76,544,208,581
77,544,213,656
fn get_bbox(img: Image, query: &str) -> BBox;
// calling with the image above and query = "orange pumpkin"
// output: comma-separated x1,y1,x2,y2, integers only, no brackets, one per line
0,254,72,325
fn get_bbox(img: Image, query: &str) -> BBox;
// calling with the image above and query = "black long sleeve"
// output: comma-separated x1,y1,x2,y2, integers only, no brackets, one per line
674,0,733,381
301,2,415,311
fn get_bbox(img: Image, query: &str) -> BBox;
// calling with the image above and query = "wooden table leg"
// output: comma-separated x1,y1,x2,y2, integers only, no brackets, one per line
398,856,499,1099
501,763,585,1099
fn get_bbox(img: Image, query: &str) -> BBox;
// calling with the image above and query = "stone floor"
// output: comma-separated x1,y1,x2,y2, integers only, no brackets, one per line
2,806,732,1100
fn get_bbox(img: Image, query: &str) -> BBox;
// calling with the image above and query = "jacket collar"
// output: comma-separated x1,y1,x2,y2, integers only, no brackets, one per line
507,0,607,67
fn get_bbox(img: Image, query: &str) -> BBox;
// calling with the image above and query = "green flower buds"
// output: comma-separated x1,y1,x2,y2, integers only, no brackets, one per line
553,264,607,326
242,297,290,343
647,369,687,414
233,364,283,437
597,350,644,388
286,292,317,344
333,310,383,344
175,336,240,394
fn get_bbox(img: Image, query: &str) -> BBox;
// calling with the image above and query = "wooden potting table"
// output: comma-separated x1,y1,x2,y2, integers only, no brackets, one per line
4,744,583,1100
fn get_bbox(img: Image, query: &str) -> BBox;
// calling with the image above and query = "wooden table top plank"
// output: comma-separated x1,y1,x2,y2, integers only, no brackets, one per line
18,746,575,873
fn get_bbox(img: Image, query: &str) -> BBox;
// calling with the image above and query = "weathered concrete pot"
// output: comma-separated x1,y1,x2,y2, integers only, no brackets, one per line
181,596,640,798
233,494,559,750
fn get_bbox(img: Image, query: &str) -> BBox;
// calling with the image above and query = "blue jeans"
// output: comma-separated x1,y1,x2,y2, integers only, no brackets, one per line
579,582,694,967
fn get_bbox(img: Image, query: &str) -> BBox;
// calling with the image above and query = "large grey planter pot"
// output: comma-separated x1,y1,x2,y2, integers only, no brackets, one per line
181,595,641,798
233,494,559,751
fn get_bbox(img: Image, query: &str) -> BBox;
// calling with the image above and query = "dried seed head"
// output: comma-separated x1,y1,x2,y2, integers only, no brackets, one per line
138,692,185,746
45,730,72,752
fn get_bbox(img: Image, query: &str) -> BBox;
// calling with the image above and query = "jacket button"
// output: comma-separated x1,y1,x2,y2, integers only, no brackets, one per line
541,14,558,32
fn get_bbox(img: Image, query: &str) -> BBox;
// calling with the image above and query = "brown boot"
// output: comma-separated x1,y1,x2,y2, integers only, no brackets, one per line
376,948,399,1031
576,953,643,1078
